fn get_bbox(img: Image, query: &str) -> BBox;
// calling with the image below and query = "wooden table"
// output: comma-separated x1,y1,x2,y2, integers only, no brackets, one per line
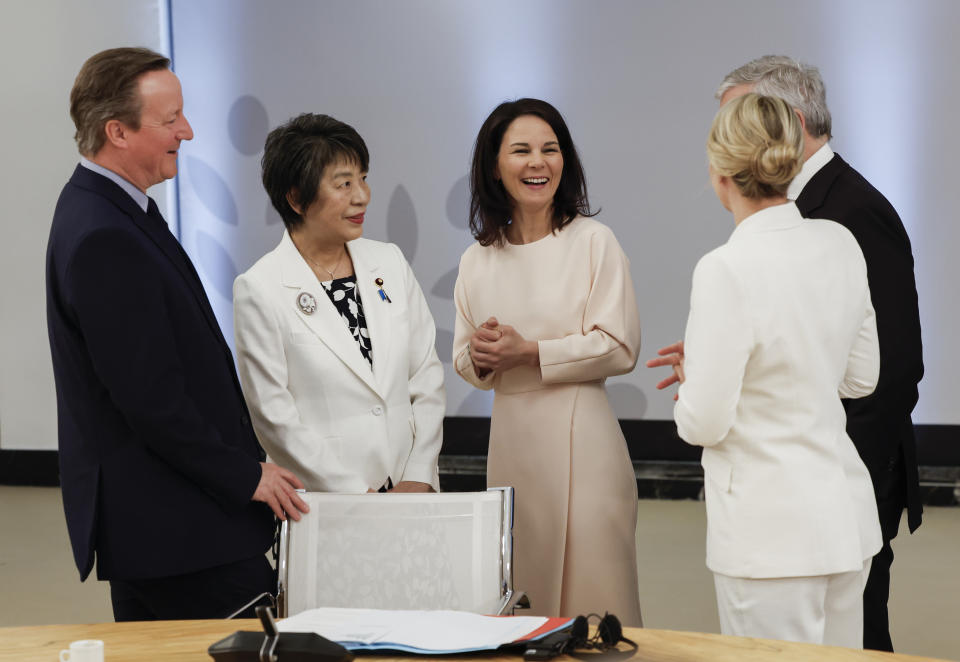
0,619,950,662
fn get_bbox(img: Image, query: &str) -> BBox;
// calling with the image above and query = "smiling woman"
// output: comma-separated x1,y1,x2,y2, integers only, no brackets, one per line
452,98,644,624
467,98,593,248
494,115,564,224
233,113,446,495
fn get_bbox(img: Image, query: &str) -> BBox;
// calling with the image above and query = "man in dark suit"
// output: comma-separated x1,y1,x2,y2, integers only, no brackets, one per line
714,56,924,651
46,47,309,621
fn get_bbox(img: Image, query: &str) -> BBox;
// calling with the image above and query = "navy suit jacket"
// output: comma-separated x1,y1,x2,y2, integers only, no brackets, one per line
46,165,274,581
795,154,924,532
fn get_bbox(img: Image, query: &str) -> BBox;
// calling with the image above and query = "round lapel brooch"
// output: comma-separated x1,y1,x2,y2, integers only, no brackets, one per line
296,291,318,315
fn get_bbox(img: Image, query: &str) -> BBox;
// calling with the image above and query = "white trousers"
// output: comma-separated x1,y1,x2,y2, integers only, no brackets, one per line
713,558,872,648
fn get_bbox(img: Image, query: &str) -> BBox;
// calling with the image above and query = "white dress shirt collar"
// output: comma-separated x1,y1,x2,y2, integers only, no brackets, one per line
79,157,149,212
786,142,834,201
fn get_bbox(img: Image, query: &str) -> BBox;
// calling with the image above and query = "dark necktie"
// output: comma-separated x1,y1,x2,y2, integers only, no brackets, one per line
145,197,208,297
146,197,167,228
145,197,229,350
146,198,195,273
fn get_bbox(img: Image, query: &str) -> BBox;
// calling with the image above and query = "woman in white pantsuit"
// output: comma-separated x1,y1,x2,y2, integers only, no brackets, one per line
234,114,444,494
653,94,882,647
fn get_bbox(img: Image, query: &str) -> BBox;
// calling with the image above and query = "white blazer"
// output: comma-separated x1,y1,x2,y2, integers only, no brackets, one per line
675,202,882,579
233,232,445,493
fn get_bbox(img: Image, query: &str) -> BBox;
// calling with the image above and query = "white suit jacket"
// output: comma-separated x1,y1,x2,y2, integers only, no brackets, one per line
233,232,445,493
675,202,882,579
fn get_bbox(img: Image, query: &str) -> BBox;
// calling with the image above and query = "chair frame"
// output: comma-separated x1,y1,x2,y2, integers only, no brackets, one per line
276,486,523,617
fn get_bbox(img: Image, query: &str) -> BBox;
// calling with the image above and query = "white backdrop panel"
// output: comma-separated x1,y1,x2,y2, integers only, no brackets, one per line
170,0,958,424
0,0,168,450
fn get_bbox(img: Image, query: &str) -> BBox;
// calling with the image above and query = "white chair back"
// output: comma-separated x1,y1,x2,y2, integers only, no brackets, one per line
278,488,518,617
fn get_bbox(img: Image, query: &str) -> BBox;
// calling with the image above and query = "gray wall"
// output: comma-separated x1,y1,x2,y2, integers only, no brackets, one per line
0,0,173,450
171,0,958,425
3,0,957,450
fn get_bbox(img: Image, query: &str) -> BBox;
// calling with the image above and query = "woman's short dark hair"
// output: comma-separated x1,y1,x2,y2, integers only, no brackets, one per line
262,113,369,230
469,98,595,247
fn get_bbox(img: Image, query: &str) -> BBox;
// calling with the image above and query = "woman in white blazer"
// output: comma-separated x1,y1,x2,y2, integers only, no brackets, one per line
653,94,882,647
233,113,445,494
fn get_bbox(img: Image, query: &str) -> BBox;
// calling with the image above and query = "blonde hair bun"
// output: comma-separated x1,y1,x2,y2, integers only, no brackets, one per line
707,93,803,199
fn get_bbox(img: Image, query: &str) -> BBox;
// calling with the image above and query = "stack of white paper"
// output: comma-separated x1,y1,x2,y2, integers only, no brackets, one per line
277,607,566,653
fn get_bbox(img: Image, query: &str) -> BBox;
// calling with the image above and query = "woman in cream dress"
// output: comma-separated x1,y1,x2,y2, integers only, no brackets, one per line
453,99,642,624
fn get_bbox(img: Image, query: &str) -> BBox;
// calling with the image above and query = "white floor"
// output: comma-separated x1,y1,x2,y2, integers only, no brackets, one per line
1,487,958,659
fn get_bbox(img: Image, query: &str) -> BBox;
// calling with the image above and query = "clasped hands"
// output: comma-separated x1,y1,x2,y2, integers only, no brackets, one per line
469,320,684,399
469,317,539,378
645,340,685,401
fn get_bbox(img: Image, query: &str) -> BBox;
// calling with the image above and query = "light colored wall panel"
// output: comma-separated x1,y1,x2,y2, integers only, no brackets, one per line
171,0,956,424
4,0,956,453
0,0,168,450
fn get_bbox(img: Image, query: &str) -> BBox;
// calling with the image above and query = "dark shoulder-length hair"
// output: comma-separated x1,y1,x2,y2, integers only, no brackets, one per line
469,98,596,247
261,113,369,231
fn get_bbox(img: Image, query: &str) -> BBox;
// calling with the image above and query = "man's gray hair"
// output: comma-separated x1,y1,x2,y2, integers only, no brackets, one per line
716,55,831,139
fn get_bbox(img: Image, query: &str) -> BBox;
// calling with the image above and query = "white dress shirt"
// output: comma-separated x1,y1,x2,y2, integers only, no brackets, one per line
786,143,834,201
79,157,148,211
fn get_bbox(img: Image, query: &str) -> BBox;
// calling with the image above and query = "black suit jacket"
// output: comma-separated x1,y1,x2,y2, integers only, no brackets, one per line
46,165,274,581
795,153,923,532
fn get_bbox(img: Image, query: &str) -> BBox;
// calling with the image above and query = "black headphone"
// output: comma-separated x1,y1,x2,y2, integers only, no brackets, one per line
571,613,637,651
523,612,637,660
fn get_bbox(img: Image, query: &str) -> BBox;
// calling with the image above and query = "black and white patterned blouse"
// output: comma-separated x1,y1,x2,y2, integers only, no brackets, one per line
321,276,373,366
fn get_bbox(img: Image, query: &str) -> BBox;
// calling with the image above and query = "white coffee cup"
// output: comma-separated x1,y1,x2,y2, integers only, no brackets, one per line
59,639,104,662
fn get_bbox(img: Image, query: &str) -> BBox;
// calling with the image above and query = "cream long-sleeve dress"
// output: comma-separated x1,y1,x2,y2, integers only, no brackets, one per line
452,216,642,625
